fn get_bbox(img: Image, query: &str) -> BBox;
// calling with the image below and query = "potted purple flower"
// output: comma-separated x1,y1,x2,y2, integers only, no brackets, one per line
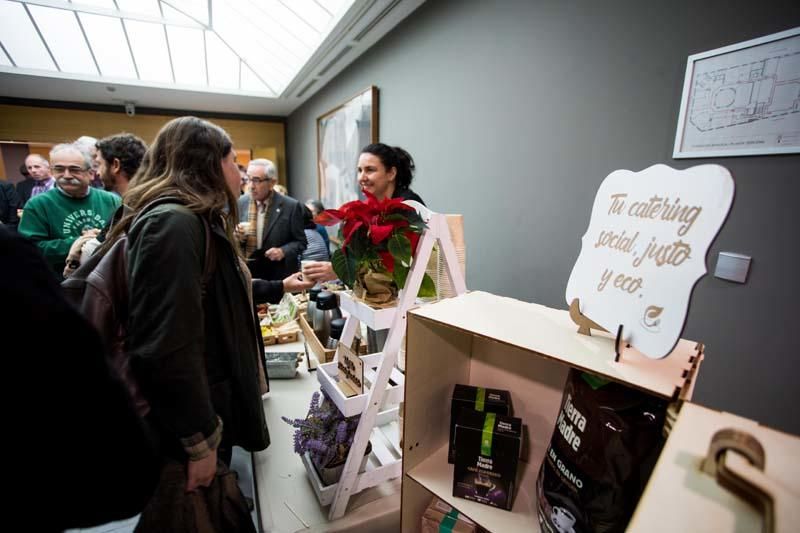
282,390,372,486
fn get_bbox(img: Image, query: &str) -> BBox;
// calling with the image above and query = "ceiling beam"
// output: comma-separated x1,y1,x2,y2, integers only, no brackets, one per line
120,19,140,80
0,41,17,67
211,31,277,96
74,10,101,75
7,0,206,30
22,2,60,71
163,24,176,83
161,0,209,29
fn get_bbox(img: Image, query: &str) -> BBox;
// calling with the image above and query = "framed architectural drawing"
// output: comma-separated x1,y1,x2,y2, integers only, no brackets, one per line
317,86,378,210
673,27,800,158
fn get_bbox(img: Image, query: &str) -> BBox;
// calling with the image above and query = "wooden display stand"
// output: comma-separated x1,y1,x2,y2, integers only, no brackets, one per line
629,402,800,533
309,203,468,520
400,291,703,532
298,312,334,369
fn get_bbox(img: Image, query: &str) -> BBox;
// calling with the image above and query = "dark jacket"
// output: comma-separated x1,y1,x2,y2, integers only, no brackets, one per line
0,181,21,230
252,278,284,304
15,177,36,206
393,187,425,206
237,192,307,281
1,226,159,531
127,204,269,458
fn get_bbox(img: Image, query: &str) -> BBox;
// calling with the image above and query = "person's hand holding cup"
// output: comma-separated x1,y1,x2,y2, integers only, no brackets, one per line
301,260,337,283
235,221,250,242
283,271,315,293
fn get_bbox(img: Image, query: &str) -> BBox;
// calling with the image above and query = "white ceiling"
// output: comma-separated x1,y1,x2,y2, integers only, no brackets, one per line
0,0,425,116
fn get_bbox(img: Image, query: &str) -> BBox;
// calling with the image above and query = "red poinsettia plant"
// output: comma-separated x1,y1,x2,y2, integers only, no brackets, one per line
315,191,435,303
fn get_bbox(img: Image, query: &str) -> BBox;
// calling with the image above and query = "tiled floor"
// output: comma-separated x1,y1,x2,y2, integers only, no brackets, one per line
66,448,257,533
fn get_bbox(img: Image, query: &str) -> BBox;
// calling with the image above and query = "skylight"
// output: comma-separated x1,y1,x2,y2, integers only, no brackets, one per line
0,0,356,97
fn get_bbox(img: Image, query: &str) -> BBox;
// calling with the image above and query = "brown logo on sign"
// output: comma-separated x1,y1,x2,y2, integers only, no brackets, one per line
641,305,663,332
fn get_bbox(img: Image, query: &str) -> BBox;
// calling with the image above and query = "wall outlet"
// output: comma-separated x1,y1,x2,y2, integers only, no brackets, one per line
714,252,751,283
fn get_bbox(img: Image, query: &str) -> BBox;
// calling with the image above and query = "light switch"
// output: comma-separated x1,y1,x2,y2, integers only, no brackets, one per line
714,252,751,283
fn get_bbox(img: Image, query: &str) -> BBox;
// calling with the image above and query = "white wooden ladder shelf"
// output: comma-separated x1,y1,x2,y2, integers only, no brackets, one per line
311,203,468,519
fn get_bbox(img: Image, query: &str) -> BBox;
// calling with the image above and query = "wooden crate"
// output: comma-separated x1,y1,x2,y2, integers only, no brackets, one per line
400,291,703,532
299,312,336,363
628,402,800,533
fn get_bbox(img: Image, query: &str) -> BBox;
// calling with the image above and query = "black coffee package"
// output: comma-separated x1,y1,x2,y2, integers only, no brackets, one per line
453,409,522,510
536,369,667,533
449,384,511,463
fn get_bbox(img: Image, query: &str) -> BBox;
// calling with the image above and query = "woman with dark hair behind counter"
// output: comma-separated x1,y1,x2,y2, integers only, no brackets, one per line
302,143,424,283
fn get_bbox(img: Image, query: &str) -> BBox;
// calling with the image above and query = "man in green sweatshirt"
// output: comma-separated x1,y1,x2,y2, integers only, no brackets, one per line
19,143,120,278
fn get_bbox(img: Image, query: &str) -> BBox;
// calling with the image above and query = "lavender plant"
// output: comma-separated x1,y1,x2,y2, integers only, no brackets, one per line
281,390,361,468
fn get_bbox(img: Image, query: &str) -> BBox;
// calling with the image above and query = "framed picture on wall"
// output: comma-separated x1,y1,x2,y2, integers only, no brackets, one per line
317,86,378,211
673,26,800,158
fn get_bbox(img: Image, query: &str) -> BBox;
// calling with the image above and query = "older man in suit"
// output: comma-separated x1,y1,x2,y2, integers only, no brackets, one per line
17,154,54,206
237,159,306,281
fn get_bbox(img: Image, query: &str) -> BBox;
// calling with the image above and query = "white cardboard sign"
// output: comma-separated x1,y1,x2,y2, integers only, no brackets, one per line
565,164,734,358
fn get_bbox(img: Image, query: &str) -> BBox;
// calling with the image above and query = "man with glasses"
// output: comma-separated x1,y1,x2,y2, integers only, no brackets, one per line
236,158,306,281
18,143,120,278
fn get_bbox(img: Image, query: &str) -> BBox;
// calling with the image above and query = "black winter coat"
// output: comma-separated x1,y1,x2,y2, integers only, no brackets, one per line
126,204,269,457
0,181,21,230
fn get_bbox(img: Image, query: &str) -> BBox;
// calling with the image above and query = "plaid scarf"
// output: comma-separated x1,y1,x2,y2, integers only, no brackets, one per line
244,193,272,257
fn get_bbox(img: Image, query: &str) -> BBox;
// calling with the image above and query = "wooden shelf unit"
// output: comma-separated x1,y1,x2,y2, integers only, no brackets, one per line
400,291,703,532
317,352,406,417
316,205,468,520
302,413,403,506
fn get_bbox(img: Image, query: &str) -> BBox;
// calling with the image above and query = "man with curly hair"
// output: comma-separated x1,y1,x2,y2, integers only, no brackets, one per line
95,133,147,195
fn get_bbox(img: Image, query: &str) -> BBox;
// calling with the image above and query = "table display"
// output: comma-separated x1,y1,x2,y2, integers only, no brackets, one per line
259,164,798,531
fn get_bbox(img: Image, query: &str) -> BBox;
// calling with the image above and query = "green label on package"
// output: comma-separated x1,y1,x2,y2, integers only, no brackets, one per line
581,372,611,390
439,509,459,532
481,412,496,456
475,387,485,411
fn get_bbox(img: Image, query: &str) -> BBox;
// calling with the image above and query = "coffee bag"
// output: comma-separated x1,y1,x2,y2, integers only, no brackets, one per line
536,370,667,532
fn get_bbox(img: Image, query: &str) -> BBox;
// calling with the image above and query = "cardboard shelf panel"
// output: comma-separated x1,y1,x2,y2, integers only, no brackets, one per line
406,445,540,532
409,291,701,400
628,403,800,532
317,357,405,417
303,421,403,507
339,291,397,330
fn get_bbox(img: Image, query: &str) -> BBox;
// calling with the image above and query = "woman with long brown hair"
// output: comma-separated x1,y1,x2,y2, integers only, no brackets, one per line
116,116,268,529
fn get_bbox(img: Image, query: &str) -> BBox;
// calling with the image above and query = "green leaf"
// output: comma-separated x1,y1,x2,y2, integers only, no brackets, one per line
332,248,356,288
403,210,427,228
387,233,411,264
417,273,436,298
393,264,409,289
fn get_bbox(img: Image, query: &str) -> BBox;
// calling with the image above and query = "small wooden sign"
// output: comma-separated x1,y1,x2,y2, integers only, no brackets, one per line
336,343,364,398
566,164,734,359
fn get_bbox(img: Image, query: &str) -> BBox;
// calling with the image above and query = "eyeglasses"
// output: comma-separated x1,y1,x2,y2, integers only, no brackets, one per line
249,177,273,184
52,165,88,176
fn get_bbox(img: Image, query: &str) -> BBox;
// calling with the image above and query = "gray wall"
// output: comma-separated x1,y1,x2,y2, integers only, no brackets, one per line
288,0,800,433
